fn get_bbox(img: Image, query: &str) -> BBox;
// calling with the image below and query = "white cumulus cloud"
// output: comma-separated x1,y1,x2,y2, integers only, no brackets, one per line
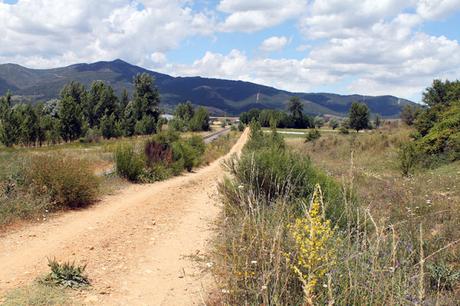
259,36,289,52
0,0,215,68
217,0,307,32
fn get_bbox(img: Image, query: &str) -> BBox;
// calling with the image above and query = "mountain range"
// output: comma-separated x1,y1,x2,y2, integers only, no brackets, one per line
0,59,416,117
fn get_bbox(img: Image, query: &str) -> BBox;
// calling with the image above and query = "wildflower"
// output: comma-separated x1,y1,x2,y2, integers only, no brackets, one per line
261,285,267,290
238,185,244,189
251,260,257,265
287,184,336,304
221,289,229,294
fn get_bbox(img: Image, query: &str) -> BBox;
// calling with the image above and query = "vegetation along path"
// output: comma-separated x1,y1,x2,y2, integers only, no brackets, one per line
0,129,249,305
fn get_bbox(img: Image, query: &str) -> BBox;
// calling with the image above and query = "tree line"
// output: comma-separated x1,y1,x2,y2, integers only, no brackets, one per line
168,101,210,132
0,73,166,147
240,96,374,132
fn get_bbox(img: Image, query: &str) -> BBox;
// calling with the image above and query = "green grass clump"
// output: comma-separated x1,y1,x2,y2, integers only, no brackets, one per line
305,129,321,142
221,128,347,226
115,144,144,182
398,141,419,176
40,259,90,289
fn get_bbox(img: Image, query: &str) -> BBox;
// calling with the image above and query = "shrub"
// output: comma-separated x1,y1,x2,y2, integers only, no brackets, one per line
40,259,90,288
80,128,101,143
144,139,173,167
189,107,210,131
171,141,199,172
139,163,172,182
222,130,347,227
26,155,99,208
339,126,349,134
115,144,144,182
238,121,245,132
168,118,186,132
305,129,321,142
398,142,419,176
187,135,206,155
416,101,460,162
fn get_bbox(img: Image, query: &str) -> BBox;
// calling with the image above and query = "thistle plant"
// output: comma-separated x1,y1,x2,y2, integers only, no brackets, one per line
289,184,336,305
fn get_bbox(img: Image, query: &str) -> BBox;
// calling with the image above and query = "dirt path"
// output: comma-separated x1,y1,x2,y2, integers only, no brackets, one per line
0,129,249,305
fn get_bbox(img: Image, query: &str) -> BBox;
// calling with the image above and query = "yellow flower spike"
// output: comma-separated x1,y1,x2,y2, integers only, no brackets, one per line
287,183,336,304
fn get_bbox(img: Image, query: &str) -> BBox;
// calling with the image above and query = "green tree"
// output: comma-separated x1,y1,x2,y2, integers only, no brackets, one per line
421,79,460,107
189,107,210,131
120,88,130,111
400,105,418,126
16,103,39,146
329,118,339,130
174,101,194,122
314,116,325,128
132,73,161,132
60,81,86,106
34,104,47,146
135,115,156,135
288,96,303,119
348,102,370,132
240,108,261,124
123,102,137,136
0,92,18,147
259,109,282,127
100,114,116,139
374,115,382,128
87,81,105,126
59,95,83,142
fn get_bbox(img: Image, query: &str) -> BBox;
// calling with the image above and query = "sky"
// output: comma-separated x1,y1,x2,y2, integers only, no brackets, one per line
1,0,460,102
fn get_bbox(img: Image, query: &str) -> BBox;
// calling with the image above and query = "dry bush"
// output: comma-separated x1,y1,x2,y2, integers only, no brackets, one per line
26,154,100,208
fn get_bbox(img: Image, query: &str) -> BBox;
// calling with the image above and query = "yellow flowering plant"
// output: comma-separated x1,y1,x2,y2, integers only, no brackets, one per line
288,183,336,305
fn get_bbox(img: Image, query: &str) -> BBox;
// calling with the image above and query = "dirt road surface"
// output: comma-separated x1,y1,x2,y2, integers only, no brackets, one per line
0,129,249,305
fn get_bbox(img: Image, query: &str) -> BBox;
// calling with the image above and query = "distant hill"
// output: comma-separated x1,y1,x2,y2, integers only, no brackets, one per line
0,59,416,117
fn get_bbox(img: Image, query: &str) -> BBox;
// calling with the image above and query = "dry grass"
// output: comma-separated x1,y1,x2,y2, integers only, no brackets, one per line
202,131,240,165
1,284,72,306
210,125,459,305
287,126,460,303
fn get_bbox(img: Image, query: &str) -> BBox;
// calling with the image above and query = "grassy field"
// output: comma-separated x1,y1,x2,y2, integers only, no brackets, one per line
211,123,459,305
287,125,460,303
